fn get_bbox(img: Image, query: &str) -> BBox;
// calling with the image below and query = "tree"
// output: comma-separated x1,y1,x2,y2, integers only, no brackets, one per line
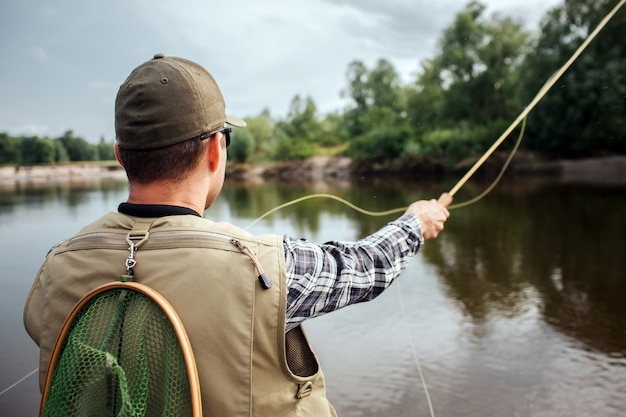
19,136,55,164
0,132,20,165
57,130,96,161
432,1,529,125
274,95,321,160
407,58,445,133
96,137,115,161
342,59,407,138
281,95,322,141
521,0,626,155
245,109,276,159
54,139,70,163
319,111,349,147
229,128,255,163
348,125,411,160
342,61,370,137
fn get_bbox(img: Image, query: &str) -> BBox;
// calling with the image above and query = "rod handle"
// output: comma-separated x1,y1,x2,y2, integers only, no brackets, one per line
437,192,453,208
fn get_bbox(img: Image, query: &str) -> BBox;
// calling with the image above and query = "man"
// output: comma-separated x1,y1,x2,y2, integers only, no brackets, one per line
24,54,451,416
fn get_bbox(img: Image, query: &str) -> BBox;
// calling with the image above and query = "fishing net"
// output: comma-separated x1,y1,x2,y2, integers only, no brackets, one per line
40,285,200,417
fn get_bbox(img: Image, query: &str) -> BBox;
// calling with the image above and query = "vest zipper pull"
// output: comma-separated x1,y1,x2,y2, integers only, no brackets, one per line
231,239,273,290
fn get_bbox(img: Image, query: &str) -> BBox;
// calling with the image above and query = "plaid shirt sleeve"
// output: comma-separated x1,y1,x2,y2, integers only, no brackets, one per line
283,213,424,332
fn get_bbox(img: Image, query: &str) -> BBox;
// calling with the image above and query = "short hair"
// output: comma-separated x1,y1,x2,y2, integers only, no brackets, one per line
118,137,208,184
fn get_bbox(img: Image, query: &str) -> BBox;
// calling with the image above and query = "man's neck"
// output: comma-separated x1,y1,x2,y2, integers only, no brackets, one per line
126,180,207,215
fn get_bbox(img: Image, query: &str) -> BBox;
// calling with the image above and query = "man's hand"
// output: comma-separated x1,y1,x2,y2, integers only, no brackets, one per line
406,193,452,240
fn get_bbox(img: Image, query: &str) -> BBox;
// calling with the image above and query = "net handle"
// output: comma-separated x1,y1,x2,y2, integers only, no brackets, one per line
39,281,202,417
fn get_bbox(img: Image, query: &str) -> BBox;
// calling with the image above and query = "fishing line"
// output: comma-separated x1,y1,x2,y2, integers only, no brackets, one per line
0,368,38,396
245,194,406,230
4,0,624,406
245,115,527,227
241,2,625,416
247,0,626,222
396,280,436,417
245,0,625,219
447,116,526,210
447,0,626,198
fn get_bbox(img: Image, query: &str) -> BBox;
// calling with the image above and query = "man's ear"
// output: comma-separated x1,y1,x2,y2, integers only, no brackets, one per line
207,133,223,172
113,143,124,168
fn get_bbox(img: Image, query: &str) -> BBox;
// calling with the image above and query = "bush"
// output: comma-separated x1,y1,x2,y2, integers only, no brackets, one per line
275,137,315,160
347,125,412,160
409,120,513,164
20,136,55,164
0,133,20,165
229,129,255,163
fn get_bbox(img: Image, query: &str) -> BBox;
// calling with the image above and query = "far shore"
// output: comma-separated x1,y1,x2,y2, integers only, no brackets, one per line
1,155,625,185
0,162,127,183
226,154,626,185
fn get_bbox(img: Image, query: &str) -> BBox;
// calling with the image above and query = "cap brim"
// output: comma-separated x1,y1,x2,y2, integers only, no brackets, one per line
226,114,246,128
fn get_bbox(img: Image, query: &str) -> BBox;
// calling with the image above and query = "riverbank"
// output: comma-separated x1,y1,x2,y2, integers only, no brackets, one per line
227,154,626,185
0,163,127,184
1,155,625,185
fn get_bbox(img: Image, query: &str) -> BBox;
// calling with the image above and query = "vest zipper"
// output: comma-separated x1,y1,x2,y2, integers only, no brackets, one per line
231,238,273,290
66,230,236,250
64,231,274,290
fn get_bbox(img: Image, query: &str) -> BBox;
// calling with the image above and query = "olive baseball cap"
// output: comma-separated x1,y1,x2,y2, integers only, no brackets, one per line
115,53,246,150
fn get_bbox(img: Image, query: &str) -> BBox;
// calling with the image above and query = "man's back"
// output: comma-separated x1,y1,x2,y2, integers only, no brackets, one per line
25,212,336,416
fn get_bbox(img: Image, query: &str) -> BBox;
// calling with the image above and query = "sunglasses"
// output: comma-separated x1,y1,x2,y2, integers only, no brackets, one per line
199,127,232,147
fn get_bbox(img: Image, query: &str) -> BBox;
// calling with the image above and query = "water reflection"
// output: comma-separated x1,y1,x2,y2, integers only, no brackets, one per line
219,178,450,237
1,175,625,417
427,181,626,357
0,178,129,214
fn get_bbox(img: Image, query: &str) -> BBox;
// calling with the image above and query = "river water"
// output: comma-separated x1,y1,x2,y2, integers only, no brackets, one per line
0,174,624,416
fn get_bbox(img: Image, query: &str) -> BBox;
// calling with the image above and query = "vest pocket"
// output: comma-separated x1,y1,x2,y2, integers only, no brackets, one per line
285,326,319,377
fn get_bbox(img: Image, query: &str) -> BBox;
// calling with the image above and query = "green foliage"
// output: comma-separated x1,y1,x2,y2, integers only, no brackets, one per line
96,137,115,161
407,59,445,133
521,0,626,156
244,109,276,159
59,130,96,161
19,136,55,164
342,59,408,138
0,132,20,165
55,140,70,163
278,95,322,141
272,95,321,160
347,125,412,160
0,131,114,165
4,0,624,168
408,119,513,165
430,1,529,125
229,128,255,163
318,112,349,147
276,136,315,160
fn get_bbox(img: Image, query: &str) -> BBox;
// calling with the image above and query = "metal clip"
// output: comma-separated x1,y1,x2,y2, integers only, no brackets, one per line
123,222,151,275
125,241,137,272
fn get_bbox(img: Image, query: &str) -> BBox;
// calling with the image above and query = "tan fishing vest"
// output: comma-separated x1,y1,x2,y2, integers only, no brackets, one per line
24,213,337,417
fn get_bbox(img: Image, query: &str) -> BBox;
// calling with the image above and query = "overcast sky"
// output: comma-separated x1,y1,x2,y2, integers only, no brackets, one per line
0,0,562,143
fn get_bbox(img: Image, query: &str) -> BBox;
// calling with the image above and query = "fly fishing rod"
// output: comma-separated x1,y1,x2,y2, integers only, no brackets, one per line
3,0,624,405
249,0,626,219
440,0,626,204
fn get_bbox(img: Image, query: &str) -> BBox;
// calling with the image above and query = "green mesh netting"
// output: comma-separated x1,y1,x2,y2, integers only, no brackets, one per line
41,288,194,417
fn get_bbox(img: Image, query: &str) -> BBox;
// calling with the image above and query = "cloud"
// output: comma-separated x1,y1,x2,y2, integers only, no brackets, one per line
9,124,50,137
0,0,563,142
28,46,49,61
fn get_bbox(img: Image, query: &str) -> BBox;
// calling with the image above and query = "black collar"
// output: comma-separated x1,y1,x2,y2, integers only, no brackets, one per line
118,203,202,218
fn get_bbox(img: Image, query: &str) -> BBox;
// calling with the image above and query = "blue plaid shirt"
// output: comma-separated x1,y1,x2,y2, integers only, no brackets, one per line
283,213,423,331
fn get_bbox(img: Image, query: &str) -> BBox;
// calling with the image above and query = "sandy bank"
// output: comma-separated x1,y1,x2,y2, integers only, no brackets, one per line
3,155,625,185
228,155,626,185
0,163,127,183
